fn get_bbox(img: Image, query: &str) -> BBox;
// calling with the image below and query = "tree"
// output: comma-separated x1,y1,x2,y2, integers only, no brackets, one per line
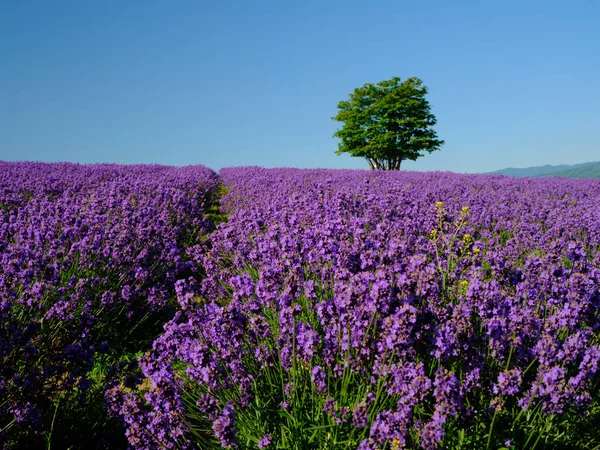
332,77,444,170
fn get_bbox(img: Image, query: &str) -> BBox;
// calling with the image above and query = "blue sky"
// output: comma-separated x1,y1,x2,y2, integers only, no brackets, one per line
1,0,598,173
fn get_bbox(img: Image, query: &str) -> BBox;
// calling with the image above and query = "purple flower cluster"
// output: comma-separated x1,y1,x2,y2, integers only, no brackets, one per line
140,168,600,448
214,168,598,433
6,164,600,448
0,162,218,446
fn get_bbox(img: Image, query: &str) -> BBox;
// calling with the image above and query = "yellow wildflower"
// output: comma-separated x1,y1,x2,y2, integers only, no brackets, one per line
391,438,402,450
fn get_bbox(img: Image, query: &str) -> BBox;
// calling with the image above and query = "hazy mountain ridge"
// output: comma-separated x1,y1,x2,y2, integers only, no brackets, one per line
489,161,600,179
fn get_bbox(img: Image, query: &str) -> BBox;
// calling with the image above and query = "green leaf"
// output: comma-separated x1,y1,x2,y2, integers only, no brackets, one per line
332,76,444,170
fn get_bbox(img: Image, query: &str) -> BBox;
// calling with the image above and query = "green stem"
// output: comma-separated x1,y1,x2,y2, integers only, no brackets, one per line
486,407,499,450
0,419,16,435
47,397,61,450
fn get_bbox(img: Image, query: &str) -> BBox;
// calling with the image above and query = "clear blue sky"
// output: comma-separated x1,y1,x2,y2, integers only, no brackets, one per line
1,0,598,173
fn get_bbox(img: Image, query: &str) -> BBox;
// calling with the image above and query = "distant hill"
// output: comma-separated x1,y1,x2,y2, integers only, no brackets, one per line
489,161,600,179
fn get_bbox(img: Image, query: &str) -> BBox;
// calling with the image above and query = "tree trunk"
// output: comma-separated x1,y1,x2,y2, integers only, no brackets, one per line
382,158,403,170
368,158,382,170
367,158,404,170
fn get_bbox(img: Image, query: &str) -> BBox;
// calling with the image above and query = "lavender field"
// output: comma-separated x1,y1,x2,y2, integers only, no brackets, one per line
2,163,600,449
0,162,219,448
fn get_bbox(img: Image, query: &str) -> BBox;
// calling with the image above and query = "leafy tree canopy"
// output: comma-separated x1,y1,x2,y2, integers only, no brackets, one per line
332,77,444,170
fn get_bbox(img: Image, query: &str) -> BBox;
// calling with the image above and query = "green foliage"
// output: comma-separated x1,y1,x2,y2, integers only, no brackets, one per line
332,77,444,170
204,183,231,227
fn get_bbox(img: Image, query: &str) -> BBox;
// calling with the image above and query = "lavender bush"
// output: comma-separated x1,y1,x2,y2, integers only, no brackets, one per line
0,162,219,448
113,168,600,449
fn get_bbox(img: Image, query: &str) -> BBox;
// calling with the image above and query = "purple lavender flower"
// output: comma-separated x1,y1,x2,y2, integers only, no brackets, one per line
311,365,327,394
258,433,272,448
212,403,237,448
493,369,522,396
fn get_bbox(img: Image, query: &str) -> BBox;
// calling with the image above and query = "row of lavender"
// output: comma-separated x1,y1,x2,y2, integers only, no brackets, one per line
114,168,600,449
0,162,219,448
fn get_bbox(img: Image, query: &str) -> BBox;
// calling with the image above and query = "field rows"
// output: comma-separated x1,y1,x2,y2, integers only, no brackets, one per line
1,163,600,449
